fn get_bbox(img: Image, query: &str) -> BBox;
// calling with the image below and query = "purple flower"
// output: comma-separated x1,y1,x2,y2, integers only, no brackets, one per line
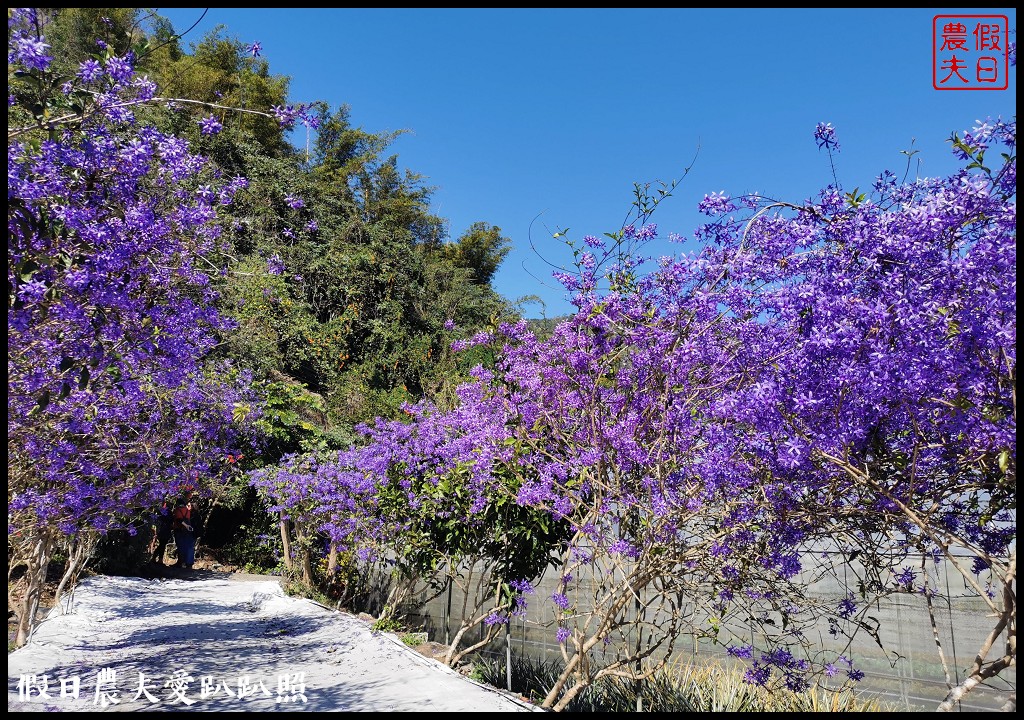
894,566,915,586
484,612,508,626
510,579,533,595
698,191,737,216
727,644,754,659
608,539,639,559
556,627,571,644
271,104,301,128
104,55,134,85
17,279,49,303
133,75,156,101
267,254,285,276
249,41,262,58
199,115,223,136
636,223,658,241
285,195,305,209
744,664,771,686
78,58,103,83
213,115,1016,701
11,33,52,71
8,43,261,558
814,122,840,151
779,438,806,469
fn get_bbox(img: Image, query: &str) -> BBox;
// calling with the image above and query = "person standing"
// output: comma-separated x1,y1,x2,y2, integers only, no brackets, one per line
151,499,173,565
172,496,196,570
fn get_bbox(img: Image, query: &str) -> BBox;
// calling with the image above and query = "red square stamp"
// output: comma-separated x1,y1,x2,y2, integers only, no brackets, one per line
933,15,1009,90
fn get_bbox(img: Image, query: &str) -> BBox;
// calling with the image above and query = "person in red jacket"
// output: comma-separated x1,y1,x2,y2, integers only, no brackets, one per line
172,496,196,570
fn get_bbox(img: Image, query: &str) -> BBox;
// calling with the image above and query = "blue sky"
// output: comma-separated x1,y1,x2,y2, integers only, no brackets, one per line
157,8,1016,318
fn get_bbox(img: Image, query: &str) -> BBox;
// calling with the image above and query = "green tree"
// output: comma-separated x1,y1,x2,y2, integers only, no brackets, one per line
444,221,512,285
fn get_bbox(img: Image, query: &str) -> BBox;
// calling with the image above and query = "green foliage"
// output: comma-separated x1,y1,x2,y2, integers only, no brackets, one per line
194,84,517,441
221,518,282,575
468,663,489,683
35,8,146,75
251,377,332,457
370,606,406,634
399,632,427,647
380,459,569,599
152,27,293,152
442,222,512,285
28,7,523,593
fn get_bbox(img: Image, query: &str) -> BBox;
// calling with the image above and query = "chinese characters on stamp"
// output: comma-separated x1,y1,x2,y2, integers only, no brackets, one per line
933,15,1009,90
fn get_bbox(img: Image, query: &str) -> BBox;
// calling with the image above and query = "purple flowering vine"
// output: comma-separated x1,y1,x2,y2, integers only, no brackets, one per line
9,10,262,646
814,122,840,151
199,115,223,135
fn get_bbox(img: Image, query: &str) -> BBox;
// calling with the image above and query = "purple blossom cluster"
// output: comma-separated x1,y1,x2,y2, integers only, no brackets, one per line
270,102,319,131
813,122,840,151
199,115,223,136
9,15,260,541
12,9,1013,700
256,119,1015,698
266,254,285,275
8,10,52,71
698,190,737,216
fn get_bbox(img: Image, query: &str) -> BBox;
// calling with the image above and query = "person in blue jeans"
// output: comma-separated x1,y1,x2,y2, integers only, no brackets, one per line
172,497,196,569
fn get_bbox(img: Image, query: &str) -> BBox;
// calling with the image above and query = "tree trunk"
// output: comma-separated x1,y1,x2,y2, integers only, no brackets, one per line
327,543,338,577
13,531,51,647
279,511,293,571
292,521,314,586
53,532,97,610
938,676,982,711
